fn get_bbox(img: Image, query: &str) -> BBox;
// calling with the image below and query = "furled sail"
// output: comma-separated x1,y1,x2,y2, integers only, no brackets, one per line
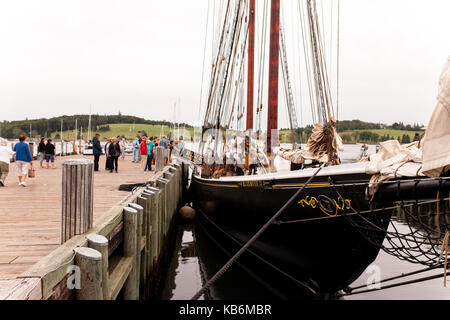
422,56,450,177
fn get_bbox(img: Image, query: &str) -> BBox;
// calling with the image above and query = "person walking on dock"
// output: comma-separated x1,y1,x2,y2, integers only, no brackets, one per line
140,136,148,170
159,135,169,165
108,138,121,173
92,133,101,172
144,137,154,172
105,138,112,170
38,138,46,168
45,139,56,169
132,136,140,163
120,138,126,160
13,135,33,187
0,139,15,187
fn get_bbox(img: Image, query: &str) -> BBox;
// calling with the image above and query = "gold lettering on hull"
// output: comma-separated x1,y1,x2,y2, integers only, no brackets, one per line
298,196,352,217
238,180,270,188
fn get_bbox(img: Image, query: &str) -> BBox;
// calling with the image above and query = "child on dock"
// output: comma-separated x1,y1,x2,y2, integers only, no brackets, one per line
0,139,15,187
13,135,33,187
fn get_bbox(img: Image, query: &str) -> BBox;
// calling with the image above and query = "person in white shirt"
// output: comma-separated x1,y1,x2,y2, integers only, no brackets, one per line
0,139,16,187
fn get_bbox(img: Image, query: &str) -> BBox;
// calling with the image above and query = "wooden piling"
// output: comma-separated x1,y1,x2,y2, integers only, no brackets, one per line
129,202,144,296
123,207,138,300
140,192,153,275
146,187,161,265
164,171,175,224
86,234,109,300
61,159,94,243
74,247,103,300
156,178,169,237
155,146,165,172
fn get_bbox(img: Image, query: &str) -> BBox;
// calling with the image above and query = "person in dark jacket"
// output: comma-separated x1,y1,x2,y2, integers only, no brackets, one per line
38,138,46,168
92,133,101,172
45,139,56,169
108,138,121,173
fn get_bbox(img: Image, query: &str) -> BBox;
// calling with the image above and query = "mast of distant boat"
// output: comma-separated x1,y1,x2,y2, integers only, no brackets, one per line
88,105,92,143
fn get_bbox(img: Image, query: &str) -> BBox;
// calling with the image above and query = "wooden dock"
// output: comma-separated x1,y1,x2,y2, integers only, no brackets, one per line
0,154,155,281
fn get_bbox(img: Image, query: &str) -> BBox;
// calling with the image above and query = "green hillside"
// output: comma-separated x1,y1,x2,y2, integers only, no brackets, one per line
51,123,195,141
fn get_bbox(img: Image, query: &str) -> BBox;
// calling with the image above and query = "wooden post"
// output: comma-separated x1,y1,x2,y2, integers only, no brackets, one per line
61,159,94,243
129,202,144,297
169,166,180,211
123,207,138,300
139,192,152,276
157,178,169,237
86,234,109,300
146,187,161,266
155,146,165,172
163,171,174,225
74,247,103,300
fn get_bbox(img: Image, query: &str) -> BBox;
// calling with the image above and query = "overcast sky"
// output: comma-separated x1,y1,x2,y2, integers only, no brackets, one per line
0,0,449,127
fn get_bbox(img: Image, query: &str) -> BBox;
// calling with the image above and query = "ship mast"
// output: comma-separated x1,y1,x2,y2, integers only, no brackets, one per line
245,0,256,170
246,0,255,131
267,0,280,155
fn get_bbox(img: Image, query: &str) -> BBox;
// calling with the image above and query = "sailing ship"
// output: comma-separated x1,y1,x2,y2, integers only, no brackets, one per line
184,0,450,296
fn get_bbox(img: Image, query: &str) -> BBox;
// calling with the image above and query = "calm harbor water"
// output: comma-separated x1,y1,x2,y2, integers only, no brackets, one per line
161,144,449,300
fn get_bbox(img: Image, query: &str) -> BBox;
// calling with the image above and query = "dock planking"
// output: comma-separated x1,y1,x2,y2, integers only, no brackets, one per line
0,154,155,280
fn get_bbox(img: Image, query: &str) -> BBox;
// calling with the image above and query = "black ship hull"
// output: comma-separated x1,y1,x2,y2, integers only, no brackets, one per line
190,164,392,296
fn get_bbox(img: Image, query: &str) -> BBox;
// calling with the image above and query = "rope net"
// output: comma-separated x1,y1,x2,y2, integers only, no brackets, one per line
335,180,450,267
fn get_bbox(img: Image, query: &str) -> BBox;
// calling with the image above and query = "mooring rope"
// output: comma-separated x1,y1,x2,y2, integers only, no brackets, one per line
190,163,326,300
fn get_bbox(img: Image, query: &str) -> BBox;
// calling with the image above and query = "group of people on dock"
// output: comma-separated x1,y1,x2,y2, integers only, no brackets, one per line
37,137,56,169
92,133,182,174
92,134,124,173
0,132,184,187
0,135,58,188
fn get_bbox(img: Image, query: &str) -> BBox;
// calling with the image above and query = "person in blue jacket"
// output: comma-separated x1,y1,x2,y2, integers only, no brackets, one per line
92,133,101,172
13,134,33,187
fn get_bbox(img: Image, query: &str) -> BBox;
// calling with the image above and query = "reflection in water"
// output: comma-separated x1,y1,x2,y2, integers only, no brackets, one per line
161,224,204,300
161,222,287,300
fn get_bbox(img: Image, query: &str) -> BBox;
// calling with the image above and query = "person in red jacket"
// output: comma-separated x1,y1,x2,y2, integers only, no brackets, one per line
140,136,147,168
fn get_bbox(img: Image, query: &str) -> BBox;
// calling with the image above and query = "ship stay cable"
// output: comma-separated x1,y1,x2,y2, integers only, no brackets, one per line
191,162,326,300
198,0,211,122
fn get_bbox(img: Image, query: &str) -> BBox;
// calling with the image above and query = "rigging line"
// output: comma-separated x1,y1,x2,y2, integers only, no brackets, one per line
204,0,232,127
279,7,292,131
220,0,249,128
341,272,447,297
307,0,326,123
190,163,326,300
256,0,268,134
198,0,211,122
213,0,244,153
345,264,445,293
298,0,317,125
227,21,250,129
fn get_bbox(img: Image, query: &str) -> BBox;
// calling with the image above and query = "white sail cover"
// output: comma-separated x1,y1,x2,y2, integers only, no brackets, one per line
422,56,450,177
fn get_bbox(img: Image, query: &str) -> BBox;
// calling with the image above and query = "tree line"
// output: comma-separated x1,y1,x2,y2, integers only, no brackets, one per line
0,114,192,139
